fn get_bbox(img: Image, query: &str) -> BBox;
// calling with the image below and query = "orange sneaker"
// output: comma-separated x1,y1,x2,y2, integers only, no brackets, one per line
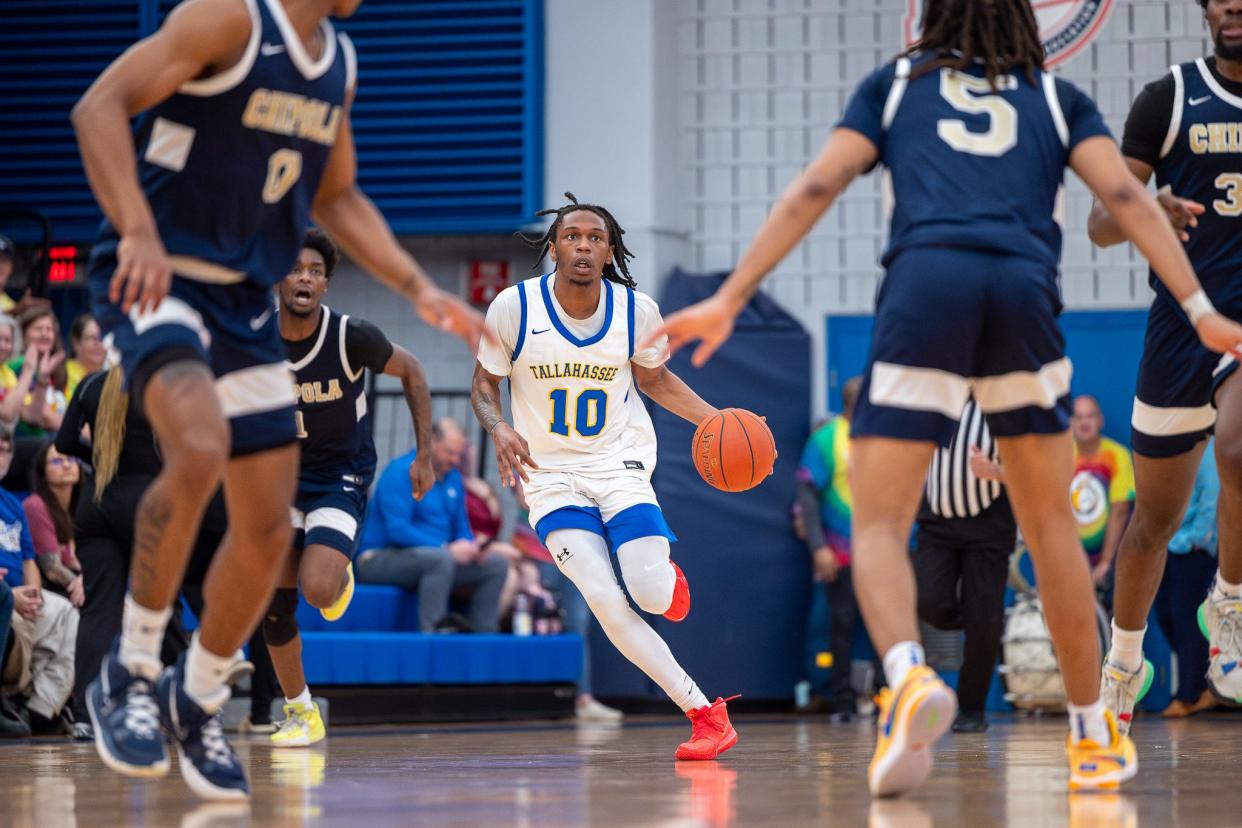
675,696,739,760
664,562,691,622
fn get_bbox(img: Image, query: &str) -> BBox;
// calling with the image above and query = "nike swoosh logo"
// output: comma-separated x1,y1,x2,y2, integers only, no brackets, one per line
1189,95,1212,106
261,43,286,56
249,307,274,331
642,561,666,572
531,328,551,335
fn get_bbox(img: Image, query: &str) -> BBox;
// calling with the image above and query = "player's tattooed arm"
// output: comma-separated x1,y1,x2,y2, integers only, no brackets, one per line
632,363,719,426
472,362,537,487
384,345,434,499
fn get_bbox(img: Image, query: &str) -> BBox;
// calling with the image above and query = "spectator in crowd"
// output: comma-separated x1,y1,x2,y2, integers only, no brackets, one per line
1070,395,1136,592
0,237,51,318
0,424,78,734
0,576,28,736
461,449,521,616
65,314,106,401
356,418,509,633
0,314,47,427
57,368,275,739
24,443,83,607
8,307,68,437
1155,441,1219,718
796,377,863,722
913,399,1016,733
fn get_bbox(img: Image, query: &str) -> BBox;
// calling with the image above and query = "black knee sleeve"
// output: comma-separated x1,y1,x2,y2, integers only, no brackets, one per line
262,588,300,646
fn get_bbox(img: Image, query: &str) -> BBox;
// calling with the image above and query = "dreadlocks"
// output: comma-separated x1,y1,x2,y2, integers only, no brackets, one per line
520,192,637,289
903,0,1045,88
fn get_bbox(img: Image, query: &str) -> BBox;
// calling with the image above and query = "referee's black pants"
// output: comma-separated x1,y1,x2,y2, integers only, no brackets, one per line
911,500,1016,715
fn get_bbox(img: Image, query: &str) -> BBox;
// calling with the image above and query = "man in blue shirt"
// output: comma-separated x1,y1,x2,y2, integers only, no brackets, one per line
1154,442,1220,718
356,418,509,632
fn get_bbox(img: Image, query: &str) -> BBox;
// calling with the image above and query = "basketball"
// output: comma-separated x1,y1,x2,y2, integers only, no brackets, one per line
692,408,777,492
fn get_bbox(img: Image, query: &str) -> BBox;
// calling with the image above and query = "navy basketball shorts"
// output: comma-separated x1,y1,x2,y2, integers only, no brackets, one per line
852,246,1071,446
88,250,296,457
1130,294,1238,458
292,486,368,559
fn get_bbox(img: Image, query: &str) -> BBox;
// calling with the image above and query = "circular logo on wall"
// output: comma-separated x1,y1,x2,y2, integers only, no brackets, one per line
903,0,1115,68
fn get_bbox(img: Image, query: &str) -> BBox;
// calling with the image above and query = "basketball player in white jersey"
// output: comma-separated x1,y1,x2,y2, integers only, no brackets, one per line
472,194,737,760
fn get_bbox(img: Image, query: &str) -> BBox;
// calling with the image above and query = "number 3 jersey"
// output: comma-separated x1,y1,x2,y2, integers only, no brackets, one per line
477,274,670,478
94,0,354,286
840,51,1109,274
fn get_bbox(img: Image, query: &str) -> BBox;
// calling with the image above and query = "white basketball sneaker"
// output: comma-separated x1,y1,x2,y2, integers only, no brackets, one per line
1199,582,1242,704
1099,659,1153,735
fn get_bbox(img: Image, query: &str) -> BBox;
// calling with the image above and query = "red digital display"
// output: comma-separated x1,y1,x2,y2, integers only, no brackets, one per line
48,245,78,284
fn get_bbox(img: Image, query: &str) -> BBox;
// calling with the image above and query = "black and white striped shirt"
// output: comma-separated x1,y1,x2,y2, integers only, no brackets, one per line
925,400,1002,519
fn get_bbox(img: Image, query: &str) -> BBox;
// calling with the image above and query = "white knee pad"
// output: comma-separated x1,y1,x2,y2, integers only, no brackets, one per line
618,536,674,615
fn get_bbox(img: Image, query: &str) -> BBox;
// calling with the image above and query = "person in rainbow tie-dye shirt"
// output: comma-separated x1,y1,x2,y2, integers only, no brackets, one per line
796,376,862,721
1070,395,1136,589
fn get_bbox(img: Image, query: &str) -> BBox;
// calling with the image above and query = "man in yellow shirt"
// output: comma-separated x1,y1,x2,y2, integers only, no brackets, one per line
1070,396,1136,588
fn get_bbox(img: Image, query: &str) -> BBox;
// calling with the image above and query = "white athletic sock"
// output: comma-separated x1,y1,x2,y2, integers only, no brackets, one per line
184,634,233,714
549,529,709,713
1213,572,1242,600
286,687,312,708
1107,622,1145,673
883,641,925,689
119,594,172,681
1067,700,1112,746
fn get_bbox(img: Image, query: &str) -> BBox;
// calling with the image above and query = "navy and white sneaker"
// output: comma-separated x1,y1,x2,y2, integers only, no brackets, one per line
157,663,249,800
85,643,169,777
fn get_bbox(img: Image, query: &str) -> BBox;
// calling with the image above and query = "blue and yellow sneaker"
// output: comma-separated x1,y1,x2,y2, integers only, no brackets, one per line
320,564,354,622
1100,658,1154,735
868,665,956,797
1066,710,1138,791
156,662,249,800
1198,589,1242,704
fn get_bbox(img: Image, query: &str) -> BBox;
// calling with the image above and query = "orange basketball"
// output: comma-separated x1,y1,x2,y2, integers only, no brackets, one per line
692,408,777,492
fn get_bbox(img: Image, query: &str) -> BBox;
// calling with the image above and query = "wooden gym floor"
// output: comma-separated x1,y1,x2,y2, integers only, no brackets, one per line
1,713,1238,827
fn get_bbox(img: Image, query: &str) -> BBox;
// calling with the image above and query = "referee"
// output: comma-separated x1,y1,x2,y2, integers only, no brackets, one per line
912,398,1017,733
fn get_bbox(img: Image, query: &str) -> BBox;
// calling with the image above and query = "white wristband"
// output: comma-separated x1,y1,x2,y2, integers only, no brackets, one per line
1181,289,1215,326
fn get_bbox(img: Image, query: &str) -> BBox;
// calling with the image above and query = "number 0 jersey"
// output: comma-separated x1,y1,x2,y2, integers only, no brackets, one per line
477,274,669,478
93,0,354,286
839,52,1110,273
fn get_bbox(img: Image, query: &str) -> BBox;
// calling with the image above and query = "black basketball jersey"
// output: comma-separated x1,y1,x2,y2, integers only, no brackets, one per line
286,306,379,492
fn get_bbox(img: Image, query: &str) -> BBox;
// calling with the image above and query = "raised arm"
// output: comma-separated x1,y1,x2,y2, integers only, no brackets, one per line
71,0,253,314
381,345,434,499
471,362,536,488
1071,136,1242,357
631,363,718,426
647,128,877,366
311,111,487,351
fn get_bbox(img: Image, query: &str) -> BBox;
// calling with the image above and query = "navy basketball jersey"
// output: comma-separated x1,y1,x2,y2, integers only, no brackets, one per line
287,306,376,491
1152,59,1242,305
839,53,1111,272
96,0,353,286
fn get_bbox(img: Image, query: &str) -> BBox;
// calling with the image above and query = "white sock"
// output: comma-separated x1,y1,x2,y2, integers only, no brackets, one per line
549,529,710,713
286,687,312,708
119,594,172,681
184,634,233,714
1213,573,1242,600
1107,622,1145,673
1067,700,1112,746
883,641,925,689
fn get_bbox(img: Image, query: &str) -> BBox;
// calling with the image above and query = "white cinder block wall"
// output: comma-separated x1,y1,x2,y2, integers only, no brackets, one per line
331,0,1216,470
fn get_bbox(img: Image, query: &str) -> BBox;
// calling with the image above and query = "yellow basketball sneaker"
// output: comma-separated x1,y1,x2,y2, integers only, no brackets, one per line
270,702,326,748
1066,710,1138,791
320,564,355,622
868,665,956,797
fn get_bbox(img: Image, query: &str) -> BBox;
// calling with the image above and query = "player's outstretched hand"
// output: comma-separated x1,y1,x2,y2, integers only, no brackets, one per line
1155,186,1205,243
491,422,538,487
1194,313,1242,360
411,287,493,352
410,454,435,501
644,293,743,368
112,229,172,315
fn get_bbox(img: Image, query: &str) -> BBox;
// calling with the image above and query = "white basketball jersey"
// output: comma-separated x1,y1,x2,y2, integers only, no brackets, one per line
501,274,658,478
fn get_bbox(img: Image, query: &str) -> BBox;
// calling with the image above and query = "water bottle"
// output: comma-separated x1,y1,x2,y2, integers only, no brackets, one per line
513,593,533,637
